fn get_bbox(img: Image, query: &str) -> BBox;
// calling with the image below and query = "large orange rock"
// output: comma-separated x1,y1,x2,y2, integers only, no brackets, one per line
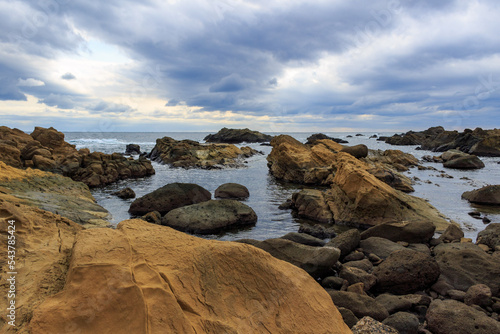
0,201,84,334
267,135,341,185
30,220,351,334
327,153,450,231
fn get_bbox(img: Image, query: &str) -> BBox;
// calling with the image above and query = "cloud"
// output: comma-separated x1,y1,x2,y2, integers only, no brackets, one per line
1,0,500,131
61,72,76,80
17,78,45,87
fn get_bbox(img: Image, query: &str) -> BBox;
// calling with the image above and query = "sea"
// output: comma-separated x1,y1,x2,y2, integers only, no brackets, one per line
64,132,500,241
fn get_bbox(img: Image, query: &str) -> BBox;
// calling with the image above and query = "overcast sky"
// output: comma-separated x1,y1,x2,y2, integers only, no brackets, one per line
1,0,500,132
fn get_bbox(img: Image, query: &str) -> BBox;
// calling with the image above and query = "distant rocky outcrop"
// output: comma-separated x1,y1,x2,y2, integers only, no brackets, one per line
0,126,155,187
27,220,350,334
306,133,348,144
204,127,273,143
383,126,500,156
148,136,260,168
0,161,109,226
125,143,141,155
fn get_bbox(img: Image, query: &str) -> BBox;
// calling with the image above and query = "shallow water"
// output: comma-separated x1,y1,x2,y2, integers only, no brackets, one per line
65,132,500,241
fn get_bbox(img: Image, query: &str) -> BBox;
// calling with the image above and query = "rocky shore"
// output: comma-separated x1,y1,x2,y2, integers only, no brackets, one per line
1,126,499,333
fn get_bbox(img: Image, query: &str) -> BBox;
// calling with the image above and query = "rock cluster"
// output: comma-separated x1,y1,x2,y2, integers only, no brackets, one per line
382,126,500,156
148,136,260,168
0,126,155,187
203,127,273,143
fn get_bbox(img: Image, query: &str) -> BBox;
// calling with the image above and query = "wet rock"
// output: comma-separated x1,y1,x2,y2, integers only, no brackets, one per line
162,199,257,234
280,232,326,247
129,183,211,216
291,189,333,223
30,220,350,334
113,187,136,199
443,154,485,169
465,284,493,307
374,249,440,294
344,251,365,262
298,224,337,239
203,127,273,143
477,223,500,248
433,242,500,296
125,144,141,155
326,229,361,259
382,312,419,334
359,237,406,260
360,220,435,244
483,217,492,224
306,133,348,144
237,238,340,278
426,299,500,334
214,183,249,199
462,185,500,205
328,291,390,321
341,144,369,159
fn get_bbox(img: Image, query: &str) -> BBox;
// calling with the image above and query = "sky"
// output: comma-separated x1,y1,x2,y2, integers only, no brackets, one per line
1,0,500,133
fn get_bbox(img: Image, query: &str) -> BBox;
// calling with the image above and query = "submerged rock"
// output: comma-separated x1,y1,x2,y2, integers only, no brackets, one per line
162,199,257,234
129,183,211,216
112,187,136,199
204,127,273,143
29,219,351,333
443,154,485,169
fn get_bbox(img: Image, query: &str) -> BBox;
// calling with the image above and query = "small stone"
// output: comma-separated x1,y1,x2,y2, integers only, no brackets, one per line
460,238,473,243
321,276,346,290
447,289,466,301
367,253,382,263
347,283,367,295
338,307,359,328
465,284,492,307
382,312,419,334
468,211,481,218
344,251,365,262
477,244,490,252
483,217,491,224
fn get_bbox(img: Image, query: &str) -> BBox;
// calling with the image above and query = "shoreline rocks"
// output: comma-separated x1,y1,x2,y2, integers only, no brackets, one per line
214,183,249,199
462,185,500,205
148,136,260,168
0,126,155,187
204,127,273,143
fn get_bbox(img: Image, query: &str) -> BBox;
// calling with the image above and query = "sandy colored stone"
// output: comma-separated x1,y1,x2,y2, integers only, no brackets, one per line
30,220,351,333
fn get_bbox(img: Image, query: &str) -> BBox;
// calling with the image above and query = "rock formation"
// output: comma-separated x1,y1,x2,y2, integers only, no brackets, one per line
28,220,351,334
204,127,273,143
148,136,260,168
0,126,155,187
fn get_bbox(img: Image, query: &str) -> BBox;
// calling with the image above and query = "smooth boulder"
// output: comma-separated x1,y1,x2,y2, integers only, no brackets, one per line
443,155,485,169
113,187,136,199
328,291,389,321
340,144,368,159
359,237,406,260
162,199,257,234
29,220,351,334
477,223,500,248
214,183,249,199
129,183,211,216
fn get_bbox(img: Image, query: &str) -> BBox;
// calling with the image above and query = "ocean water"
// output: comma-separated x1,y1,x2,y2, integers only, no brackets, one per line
64,132,500,241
